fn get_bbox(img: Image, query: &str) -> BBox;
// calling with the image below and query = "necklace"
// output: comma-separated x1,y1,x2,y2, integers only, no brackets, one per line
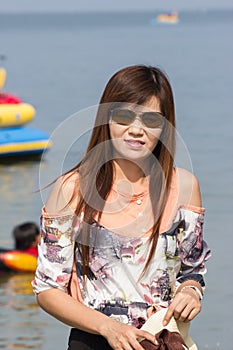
112,182,149,206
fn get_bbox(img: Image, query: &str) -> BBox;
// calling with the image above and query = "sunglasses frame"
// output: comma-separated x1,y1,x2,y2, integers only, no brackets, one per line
109,108,165,129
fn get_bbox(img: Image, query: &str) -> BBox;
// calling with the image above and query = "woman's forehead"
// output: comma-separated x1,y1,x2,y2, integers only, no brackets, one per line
120,97,161,112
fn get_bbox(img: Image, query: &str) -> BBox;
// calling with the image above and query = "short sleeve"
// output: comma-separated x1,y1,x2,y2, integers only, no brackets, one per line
175,206,211,290
32,207,77,294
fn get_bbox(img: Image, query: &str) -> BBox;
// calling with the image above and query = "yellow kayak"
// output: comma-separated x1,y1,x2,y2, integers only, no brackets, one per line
0,103,35,127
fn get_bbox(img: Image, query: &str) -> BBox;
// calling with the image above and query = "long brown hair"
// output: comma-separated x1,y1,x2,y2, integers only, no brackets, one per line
67,65,176,276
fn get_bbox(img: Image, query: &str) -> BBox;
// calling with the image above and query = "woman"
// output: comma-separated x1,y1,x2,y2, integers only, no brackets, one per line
32,65,211,350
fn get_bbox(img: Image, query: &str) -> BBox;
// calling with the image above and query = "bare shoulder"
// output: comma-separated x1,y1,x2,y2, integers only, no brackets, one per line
176,167,202,208
45,171,79,215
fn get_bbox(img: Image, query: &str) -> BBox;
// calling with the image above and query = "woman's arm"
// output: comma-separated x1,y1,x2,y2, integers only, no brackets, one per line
34,172,157,349
37,289,157,349
163,168,210,326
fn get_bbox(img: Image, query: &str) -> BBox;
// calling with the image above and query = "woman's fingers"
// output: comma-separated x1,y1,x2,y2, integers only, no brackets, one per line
181,307,200,323
122,329,157,350
163,305,174,326
163,291,202,325
107,323,158,350
138,330,158,345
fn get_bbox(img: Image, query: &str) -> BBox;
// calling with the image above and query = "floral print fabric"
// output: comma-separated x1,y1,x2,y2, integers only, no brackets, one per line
32,207,211,327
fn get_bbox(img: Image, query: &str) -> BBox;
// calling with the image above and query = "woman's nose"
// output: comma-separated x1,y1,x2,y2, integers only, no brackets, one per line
129,117,144,132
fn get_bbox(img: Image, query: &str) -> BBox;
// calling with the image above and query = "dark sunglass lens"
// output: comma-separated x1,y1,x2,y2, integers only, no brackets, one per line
142,112,164,128
111,109,135,125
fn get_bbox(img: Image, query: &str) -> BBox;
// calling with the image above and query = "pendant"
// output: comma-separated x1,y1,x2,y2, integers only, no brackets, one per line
136,199,142,205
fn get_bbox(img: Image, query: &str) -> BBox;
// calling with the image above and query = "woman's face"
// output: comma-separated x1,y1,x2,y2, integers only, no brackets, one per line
109,96,164,162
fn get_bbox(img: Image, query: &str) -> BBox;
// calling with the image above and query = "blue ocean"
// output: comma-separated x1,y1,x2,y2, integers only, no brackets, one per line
0,9,232,349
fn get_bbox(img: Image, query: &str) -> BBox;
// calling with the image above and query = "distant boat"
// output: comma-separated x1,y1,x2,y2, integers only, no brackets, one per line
150,11,179,25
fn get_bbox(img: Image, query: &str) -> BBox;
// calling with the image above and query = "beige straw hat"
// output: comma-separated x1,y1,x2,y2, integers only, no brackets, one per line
140,308,198,350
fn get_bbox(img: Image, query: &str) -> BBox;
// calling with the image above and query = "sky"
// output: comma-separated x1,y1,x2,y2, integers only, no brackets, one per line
0,0,233,13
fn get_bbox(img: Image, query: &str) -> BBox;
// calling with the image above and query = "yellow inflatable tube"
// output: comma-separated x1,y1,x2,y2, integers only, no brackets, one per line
0,68,6,89
0,251,37,272
0,103,35,127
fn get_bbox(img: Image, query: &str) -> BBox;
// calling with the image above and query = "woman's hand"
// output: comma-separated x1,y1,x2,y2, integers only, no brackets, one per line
37,288,156,349
101,319,158,350
163,288,202,326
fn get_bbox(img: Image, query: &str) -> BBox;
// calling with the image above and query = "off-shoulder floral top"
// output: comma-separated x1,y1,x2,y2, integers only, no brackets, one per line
32,170,211,328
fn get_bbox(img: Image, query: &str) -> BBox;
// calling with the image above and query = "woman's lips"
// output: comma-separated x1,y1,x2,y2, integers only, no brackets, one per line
124,139,145,149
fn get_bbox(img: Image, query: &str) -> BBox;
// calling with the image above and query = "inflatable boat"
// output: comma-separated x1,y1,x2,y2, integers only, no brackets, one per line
150,11,179,25
0,66,52,158
0,103,35,127
156,11,179,24
0,248,37,273
0,126,52,157
0,67,6,89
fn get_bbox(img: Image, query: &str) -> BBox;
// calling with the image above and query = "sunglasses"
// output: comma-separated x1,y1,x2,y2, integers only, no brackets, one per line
110,108,165,129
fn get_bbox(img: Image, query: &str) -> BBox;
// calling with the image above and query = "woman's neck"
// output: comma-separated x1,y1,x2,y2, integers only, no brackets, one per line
112,159,150,191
